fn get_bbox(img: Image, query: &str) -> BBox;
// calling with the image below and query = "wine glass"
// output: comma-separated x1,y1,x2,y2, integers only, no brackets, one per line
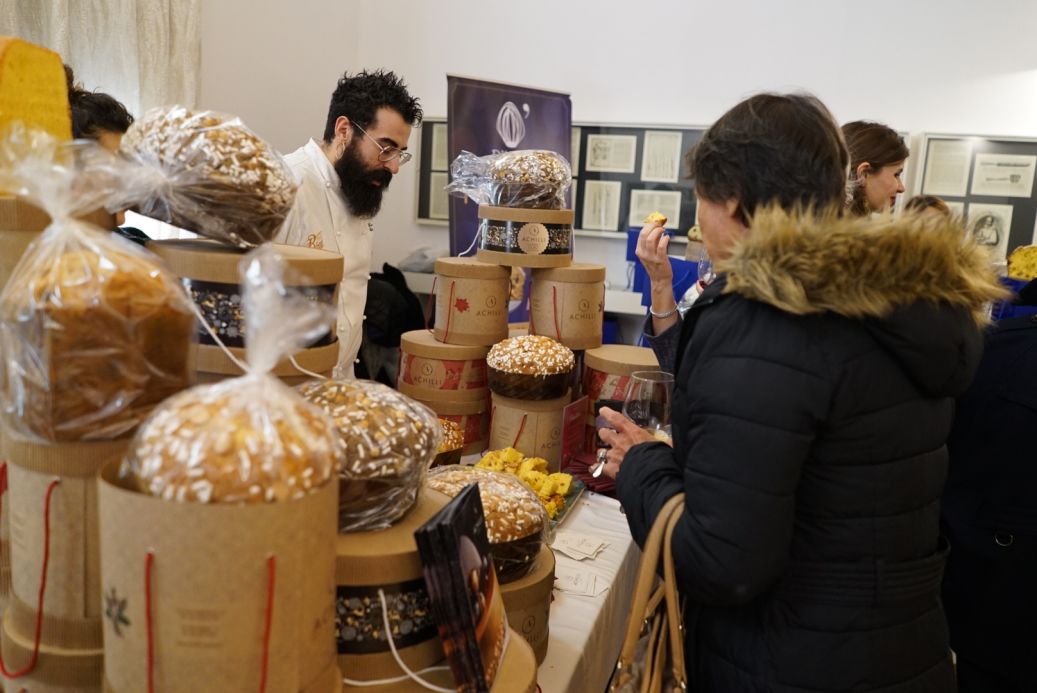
622,371,674,444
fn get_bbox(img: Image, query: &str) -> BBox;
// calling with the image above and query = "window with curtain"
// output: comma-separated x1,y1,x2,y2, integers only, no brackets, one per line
0,0,201,118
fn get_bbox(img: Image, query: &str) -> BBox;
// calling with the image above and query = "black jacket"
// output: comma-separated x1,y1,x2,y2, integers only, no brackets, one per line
617,211,1004,692
942,314,1037,691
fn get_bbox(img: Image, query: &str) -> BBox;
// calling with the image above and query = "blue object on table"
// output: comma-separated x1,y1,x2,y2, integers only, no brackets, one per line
992,277,1037,321
626,227,674,263
602,316,620,344
638,257,698,307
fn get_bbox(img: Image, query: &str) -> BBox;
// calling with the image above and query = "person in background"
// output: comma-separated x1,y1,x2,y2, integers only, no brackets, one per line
64,64,144,242
598,92,1004,692
65,65,134,151
843,120,909,216
276,69,422,379
904,194,953,219
941,279,1037,693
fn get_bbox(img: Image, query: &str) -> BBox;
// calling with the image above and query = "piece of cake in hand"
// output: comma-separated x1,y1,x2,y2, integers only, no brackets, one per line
486,335,574,400
644,211,668,226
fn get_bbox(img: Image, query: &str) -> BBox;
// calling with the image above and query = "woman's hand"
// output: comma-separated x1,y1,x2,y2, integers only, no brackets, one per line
595,407,658,479
636,222,672,286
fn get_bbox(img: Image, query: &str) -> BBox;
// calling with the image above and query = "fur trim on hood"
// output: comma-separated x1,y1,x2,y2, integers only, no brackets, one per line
717,208,1009,327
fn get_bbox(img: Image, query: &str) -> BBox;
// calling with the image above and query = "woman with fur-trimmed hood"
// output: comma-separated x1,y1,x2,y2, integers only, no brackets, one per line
598,93,1006,692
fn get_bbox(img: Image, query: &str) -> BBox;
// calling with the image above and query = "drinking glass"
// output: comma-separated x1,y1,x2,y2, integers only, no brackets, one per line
622,371,674,444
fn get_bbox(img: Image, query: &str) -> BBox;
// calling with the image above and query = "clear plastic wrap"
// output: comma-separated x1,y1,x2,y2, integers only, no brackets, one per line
447,149,572,209
425,464,549,583
120,245,341,503
117,105,297,248
297,379,440,532
0,125,196,441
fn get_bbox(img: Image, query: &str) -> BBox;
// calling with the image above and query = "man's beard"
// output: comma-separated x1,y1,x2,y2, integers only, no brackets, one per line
334,142,392,219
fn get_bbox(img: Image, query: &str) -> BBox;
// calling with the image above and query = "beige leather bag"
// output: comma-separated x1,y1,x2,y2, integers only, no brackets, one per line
611,494,688,692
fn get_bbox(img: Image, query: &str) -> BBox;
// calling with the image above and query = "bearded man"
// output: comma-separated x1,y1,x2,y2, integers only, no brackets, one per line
278,69,422,377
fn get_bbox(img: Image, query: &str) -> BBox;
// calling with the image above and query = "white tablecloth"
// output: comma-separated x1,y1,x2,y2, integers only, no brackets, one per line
537,492,641,693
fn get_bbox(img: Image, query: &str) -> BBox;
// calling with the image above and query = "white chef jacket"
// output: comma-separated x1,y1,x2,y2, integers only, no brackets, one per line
276,139,373,379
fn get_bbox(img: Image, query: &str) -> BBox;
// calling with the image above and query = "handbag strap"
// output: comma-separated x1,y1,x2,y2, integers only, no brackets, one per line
615,494,686,682
662,498,688,688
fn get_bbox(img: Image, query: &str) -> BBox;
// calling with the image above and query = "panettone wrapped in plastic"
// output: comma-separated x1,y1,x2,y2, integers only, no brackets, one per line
120,245,341,503
117,105,296,248
298,379,440,532
0,125,195,441
426,464,549,583
447,149,571,209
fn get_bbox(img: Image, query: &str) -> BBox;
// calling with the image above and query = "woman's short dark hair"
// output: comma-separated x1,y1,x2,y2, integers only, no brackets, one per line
842,121,909,216
687,93,849,223
65,65,134,138
323,69,423,143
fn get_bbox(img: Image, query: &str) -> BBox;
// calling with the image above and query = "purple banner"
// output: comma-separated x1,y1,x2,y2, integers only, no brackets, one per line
447,75,572,320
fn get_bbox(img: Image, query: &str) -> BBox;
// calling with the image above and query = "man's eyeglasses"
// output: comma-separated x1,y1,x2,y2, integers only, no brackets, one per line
352,122,412,165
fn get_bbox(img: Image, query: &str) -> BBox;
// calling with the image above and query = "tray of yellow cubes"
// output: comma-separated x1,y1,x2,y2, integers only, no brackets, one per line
476,447,586,527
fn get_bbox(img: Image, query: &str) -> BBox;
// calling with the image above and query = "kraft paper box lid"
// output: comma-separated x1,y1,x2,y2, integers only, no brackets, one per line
477,205,574,226
532,262,606,283
0,195,115,231
584,345,659,376
434,256,509,280
400,330,490,360
148,238,343,285
194,341,338,378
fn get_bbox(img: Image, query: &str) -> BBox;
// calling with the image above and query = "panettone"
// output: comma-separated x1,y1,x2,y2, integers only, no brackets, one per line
487,335,574,400
120,106,296,248
298,379,439,532
488,150,571,209
437,419,465,453
122,377,339,503
432,418,465,468
426,465,547,582
644,211,667,226
0,237,195,441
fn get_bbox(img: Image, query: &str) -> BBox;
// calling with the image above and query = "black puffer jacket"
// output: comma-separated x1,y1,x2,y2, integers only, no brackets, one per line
617,211,1005,692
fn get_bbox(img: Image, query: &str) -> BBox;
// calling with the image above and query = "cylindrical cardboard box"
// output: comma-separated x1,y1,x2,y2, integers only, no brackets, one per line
193,340,339,385
501,545,555,665
433,257,510,346
2,612,103,693
413,396,489,456
335,488,449,681
98,461,338,693
490,390,571,470
529,263,606,350
148,238,342,382
0,196,115,294
341,628,537,693
583,345,661,424
476,205,573,269
6,437,129,650
398,330,489,403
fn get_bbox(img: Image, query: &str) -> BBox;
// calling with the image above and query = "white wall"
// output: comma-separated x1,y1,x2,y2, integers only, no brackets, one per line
200,0,1037,289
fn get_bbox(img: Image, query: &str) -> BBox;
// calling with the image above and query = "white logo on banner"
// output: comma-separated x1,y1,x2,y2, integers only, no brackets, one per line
496,101,530,148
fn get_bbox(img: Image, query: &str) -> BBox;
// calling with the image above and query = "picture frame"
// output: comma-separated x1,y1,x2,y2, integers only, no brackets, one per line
584,134,638,173
582,180,623,230
628,189,681,229
640,130,683,183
